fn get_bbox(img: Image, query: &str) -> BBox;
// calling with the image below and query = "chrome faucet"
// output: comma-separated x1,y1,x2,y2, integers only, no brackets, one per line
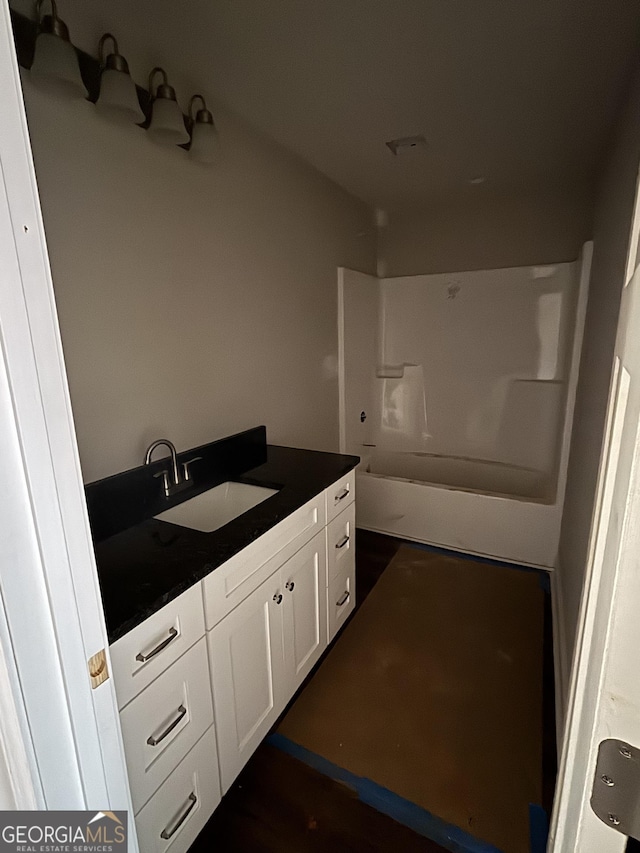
144,439,201,498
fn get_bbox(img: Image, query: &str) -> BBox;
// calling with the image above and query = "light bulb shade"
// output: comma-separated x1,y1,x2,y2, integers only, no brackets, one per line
30,32,86,99
189,120,219,164
147,98,189,145
96,68,145,125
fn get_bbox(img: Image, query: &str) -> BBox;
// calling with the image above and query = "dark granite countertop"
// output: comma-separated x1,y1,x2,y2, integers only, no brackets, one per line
87,429,358,644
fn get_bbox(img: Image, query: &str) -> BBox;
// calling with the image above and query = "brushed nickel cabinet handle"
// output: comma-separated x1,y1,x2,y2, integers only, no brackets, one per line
335,535,349,549
273,593,283,604
136,627,179,663
336,590,350,607
147,704,187,746
285,581,295,592
160,792,197,839
335,487,350,504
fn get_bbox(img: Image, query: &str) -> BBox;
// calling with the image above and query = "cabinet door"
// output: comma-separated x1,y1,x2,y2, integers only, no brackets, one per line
207,573,286,793
203,492,326,630
282,531,327,694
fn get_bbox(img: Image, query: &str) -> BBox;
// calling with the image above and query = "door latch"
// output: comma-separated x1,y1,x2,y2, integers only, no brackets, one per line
591,739,640,838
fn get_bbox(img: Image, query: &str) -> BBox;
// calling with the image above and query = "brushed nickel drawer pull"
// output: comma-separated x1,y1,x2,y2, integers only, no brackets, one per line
136,627,178,663
147,704,187,746
336,590,350,607
160,792,197,839
335,535,349,549
335,487,350,504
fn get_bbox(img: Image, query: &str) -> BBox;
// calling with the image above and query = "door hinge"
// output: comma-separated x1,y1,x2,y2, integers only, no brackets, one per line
591,738,640,838
88,649,109,689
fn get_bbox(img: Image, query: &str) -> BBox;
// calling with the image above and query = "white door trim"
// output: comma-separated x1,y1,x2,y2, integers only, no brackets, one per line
0,592,39,811
550,138,640,852
0,0,136,832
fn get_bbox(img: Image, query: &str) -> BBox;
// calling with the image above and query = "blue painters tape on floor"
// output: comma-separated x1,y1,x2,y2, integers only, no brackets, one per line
393,538,552,594
529,803,549,853
267,732,504,853
399,539,539,575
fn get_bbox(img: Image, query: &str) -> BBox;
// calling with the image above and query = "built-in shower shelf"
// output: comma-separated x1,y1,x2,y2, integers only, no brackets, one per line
513,379,563,384
375,362,417,379
376,365,405,378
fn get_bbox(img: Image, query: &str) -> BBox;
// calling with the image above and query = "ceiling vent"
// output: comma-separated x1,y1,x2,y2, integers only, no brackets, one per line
385,135,428,156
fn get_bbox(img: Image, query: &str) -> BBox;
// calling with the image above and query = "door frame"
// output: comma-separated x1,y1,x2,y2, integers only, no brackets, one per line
0,0,136,832
549,173,640,848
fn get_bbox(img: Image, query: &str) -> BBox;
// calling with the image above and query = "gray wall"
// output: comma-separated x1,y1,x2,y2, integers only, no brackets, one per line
559,66,640,674
378,183,594,277
21,75,375,483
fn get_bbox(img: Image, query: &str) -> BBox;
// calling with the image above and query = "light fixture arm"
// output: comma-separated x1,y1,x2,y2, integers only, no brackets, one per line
36,0,71,40
98,32,130,74
188,93,214,126
189,95,206,121
149,67,170,99
36,0,58,22
98,33,118,63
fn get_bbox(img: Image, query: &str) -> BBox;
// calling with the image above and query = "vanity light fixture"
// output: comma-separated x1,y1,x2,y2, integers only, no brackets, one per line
30,0,87,99
146,67,189,146
95,33,144,125
188,95,219,164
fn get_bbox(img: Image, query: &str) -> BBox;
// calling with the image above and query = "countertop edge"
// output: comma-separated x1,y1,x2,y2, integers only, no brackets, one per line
99,446,359,644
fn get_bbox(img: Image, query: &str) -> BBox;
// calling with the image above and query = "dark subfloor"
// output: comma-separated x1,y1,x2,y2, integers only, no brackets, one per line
190,530,556,853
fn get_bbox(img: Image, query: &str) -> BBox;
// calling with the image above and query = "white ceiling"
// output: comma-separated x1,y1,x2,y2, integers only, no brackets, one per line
51,0,640,210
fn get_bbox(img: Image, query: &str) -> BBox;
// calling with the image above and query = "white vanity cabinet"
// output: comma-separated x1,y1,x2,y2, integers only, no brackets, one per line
326,501,356,641
110,472,355,852
208,529,327,793
110,582,206,711
110,585,220,853
282,531,328,691
206,568,287,793
325,470,355,523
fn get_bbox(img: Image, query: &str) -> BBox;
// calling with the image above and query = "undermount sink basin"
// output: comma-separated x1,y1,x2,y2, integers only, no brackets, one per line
155,481,279,533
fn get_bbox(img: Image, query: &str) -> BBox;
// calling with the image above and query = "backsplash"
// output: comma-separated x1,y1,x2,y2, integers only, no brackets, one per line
85,426,268,543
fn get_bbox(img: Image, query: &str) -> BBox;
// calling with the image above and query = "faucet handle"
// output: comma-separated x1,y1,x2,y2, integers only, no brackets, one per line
154,470,171,497
182,456,203,481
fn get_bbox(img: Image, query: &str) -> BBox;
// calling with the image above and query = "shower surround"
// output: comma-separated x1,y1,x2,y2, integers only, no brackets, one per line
339,245,591,568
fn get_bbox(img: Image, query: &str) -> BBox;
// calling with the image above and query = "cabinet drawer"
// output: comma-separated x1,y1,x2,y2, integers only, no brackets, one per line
203,492,326,629
110,583,205,710
325,471,355,523
134,726,220,853
326,502,356,584
327,560,355,643
120,637,214,814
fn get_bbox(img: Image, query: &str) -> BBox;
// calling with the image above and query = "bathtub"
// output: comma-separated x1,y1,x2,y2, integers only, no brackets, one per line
356,449,563,568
